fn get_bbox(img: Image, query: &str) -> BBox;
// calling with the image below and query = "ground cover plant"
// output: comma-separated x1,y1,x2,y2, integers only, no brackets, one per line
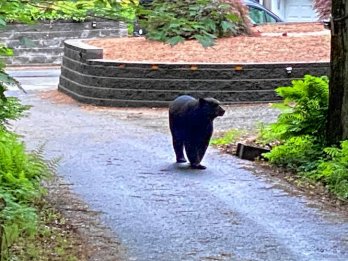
212,75,348,199
0,1,106,258
137,0,250,47
0,48,83,261
0,131,53,259
211,129,244,146
1,45,74,258
258,75,347,199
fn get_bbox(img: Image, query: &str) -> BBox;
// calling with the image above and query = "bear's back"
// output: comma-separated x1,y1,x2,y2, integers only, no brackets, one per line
169,95,197,119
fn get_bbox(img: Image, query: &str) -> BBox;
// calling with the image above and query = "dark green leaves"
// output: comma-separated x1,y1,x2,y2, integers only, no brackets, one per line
193,34,216,48
265,75,329,143
0,17,6,28
167,36,185,46
138,0,249,47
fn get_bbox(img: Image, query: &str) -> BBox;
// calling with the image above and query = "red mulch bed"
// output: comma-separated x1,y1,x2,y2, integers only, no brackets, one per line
87,22,330,64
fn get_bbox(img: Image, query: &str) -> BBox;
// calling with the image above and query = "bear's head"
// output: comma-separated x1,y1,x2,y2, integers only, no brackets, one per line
199,98,225,120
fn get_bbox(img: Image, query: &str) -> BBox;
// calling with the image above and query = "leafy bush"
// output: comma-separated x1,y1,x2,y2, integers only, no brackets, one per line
306,140,348,199
263,135,323,171
0,130,57,259
3,0,136,22
0,95,30,127
259,75,348,199
137,0,249,47
261,75,329,144
0,49,30,127
260,75,329,164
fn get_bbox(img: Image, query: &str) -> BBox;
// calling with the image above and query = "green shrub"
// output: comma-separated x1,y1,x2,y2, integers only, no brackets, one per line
0,130,57,259
259,75,348,199
263,135,323,171
1,45,30,127
262,75,329,144
3,0,136,23
306,140,348,199
0,96,30,127
137,0,249,47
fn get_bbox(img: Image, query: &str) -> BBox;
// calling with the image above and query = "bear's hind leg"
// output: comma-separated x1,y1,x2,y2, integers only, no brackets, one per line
173,138,187,163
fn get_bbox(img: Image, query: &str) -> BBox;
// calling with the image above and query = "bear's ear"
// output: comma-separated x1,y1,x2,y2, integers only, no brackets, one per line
198,98,206,105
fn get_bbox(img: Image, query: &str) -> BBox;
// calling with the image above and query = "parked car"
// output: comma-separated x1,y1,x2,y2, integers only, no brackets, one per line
245,0,283,24
133,0,283,36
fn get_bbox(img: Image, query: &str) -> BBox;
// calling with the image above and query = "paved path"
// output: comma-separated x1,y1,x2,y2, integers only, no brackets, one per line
8,68,348,261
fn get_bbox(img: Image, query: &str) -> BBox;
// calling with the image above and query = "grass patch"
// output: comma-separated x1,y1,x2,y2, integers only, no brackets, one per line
9,199,88,261
211,129,244,146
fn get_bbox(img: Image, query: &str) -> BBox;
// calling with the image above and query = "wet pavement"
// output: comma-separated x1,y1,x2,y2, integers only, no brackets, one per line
7,68,348,261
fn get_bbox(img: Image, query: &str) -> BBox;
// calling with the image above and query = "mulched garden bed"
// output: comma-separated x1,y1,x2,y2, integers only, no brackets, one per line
88,22,330,63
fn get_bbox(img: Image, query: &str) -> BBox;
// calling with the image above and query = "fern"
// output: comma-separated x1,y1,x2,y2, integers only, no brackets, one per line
307,141,348,199
258,75,348,198
263,75,329,144
263,135,323,171
0,93,30,127
0,129,59,257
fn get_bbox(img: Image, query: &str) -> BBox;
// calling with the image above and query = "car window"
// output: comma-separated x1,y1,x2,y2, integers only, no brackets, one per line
248,6,277,24
265,12,277,23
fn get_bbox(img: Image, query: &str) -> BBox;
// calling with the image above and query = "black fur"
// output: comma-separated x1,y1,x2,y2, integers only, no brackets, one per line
169,95,225,169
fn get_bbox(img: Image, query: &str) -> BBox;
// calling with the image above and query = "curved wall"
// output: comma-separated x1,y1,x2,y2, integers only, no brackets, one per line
58,39,329,107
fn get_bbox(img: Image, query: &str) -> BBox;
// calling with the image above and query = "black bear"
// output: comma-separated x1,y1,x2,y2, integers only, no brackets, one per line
169,95,225,169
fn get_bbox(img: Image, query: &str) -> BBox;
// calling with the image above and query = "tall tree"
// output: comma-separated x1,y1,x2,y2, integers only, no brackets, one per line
326,0,348,144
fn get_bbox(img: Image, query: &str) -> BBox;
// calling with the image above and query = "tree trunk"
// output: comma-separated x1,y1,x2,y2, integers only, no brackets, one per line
326,0,348,145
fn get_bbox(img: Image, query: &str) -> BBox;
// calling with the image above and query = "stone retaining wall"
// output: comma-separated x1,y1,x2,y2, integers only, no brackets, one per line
58,39,330,107
1,20,127,65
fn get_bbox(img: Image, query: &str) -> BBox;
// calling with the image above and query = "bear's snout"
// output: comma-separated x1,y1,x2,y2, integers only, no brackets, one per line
217,107,225,117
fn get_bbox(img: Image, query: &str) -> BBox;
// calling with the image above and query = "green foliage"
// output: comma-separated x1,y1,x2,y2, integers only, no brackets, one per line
1,0,137,23
137,0,249,47
262,75,329,144
263,135,323,171
0,1,106,258
9,203,85,260
306,140,348,199
211,129,243,146
0,61,30,127
0,129,58,259
0,96,30,127
259,75,348,199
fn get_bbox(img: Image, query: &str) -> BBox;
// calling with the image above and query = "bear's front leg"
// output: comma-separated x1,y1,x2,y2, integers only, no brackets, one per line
185,142,206,170
190,163,207,170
